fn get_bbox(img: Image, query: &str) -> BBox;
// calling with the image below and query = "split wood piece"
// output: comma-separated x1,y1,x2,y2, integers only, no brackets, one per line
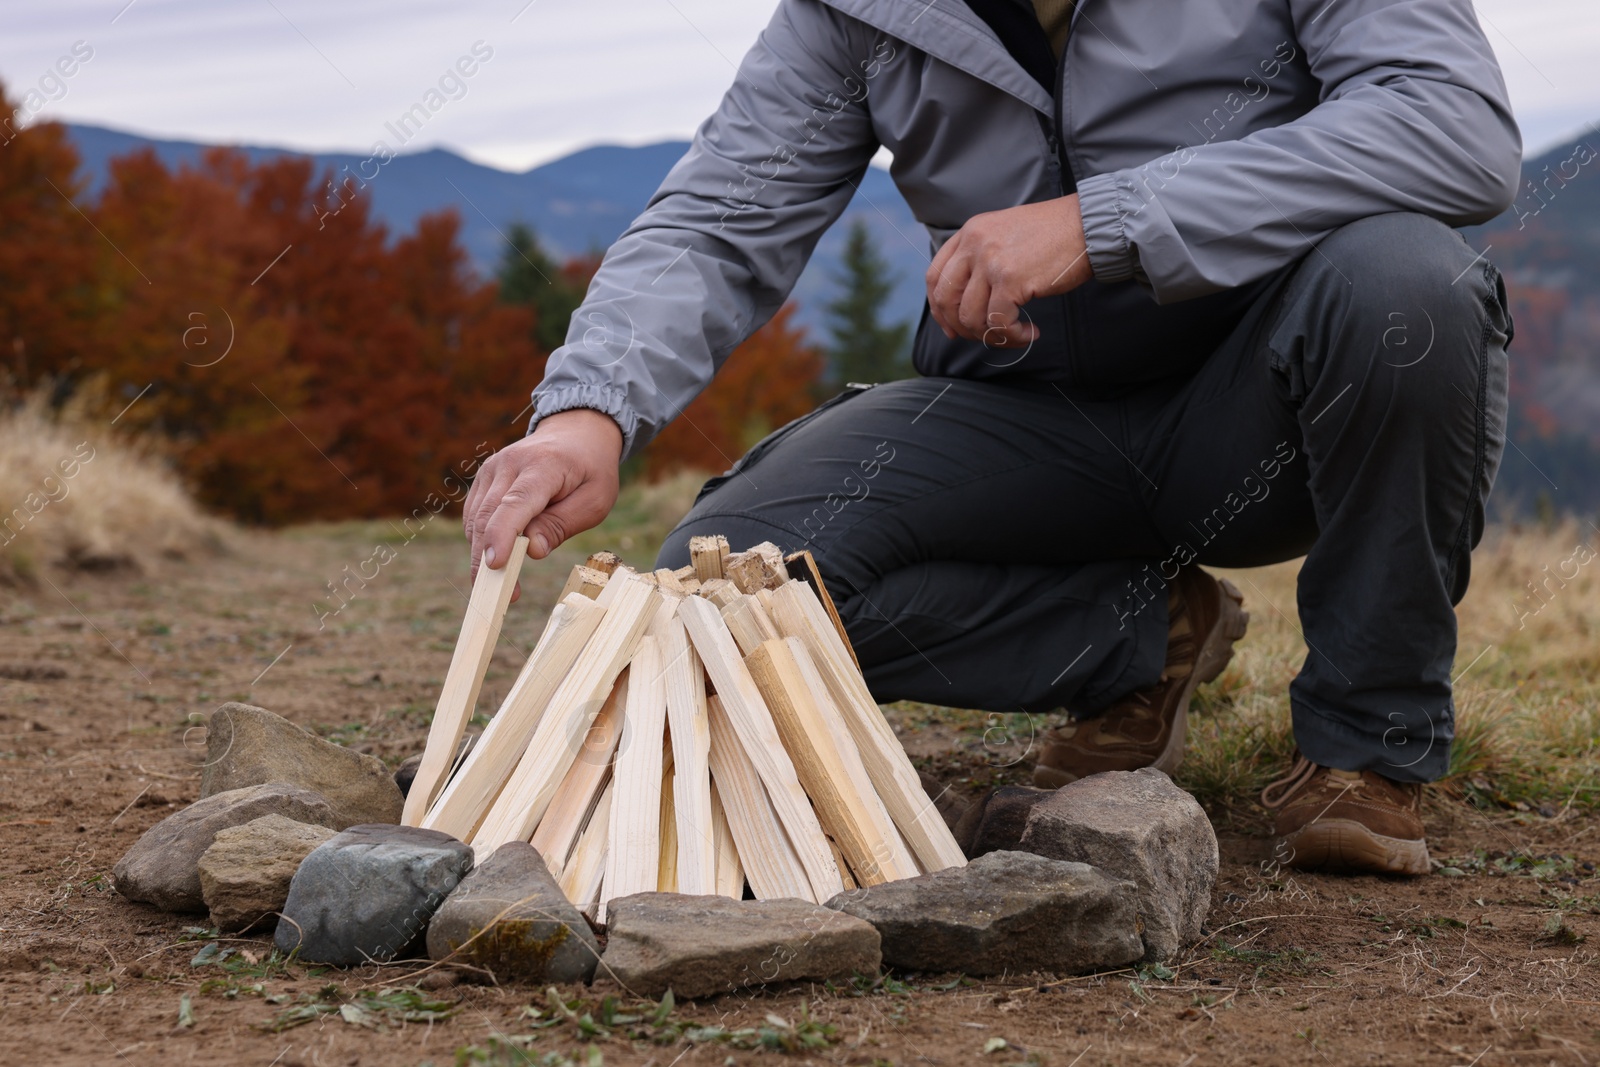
559,779,612,919
746,636,919,885
679,597,841,901
724,542,788,594
421,593,605,839
767,580,967,872
654,568,686,594
705,695,813,901
658,741,678,892
529,669,628,878
719,594,780,657
585,551,623,575
679,577,702,595
828,835,859,892
673,564,696,582
709,780,745,899
690,534,731,581
402,536,529,825
594,565,636,608
472,575,662,850
662,615,715,895
603,638,668,903
558,564,609,603
784,549,859,670
698,578,739,608
647,592,683,639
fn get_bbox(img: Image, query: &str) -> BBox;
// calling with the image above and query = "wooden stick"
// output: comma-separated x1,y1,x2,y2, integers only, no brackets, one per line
767,581,967,872
710,779,744,899
558,564,609,603
529,669,627,877
698,578,739,608
585,551,623,575
603,638,667,903
654,568,686,594
402,536,528,824
559,779,612,918
680,597,841,901
705,695,813,900
472,575,661,850
662,615,715,895
657,741,678,893
690,534,730,581
719,594,780,656
422,593,605,838
784,549,859,670
746,636,919,885
828,835,859,892
725,544,788,594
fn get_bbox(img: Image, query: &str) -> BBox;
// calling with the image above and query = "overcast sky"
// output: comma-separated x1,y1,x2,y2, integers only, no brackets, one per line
1,0,1594,173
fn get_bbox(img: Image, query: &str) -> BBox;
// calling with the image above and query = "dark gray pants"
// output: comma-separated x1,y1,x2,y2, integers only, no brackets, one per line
657,213,1511,782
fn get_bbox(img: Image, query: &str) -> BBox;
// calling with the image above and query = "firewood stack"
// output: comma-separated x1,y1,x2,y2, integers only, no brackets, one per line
400,535,966,918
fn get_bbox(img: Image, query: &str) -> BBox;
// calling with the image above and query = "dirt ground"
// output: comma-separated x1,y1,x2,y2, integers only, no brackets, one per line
2,522,1597,1066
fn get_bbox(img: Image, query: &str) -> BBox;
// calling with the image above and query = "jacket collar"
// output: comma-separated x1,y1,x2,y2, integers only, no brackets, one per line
814,0,1055,113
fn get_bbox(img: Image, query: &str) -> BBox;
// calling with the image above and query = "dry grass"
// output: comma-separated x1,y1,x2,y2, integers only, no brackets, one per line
0,388,224,586
1176,519,1600,818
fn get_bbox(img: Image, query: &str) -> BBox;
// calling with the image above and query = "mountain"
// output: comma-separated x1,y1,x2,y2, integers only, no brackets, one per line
62,123,930,337
62,121,1600,513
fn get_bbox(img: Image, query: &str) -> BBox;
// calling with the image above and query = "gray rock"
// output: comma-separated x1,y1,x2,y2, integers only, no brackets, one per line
601,894,881,998
198,815,337,933
825,850,1142,976
276,824,474,965
200,703,402,828
113,783,341,913
426,842,600,983
952,785,1053,859
1018,768,1217,962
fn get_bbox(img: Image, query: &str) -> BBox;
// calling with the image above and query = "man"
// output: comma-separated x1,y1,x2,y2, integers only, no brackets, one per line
464,0,1518,876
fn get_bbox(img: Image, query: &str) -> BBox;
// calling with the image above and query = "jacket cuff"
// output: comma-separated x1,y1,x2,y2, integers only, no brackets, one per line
528,383,641,458
1076,171,1137,284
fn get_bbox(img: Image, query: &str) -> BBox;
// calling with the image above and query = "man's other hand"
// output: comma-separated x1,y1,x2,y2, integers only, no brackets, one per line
926,194,1092,348
464,408,623,601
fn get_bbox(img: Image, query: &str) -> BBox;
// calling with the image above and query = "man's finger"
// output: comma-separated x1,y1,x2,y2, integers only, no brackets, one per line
481,465,565,573
467,467,518,578
955,273,995,339
927,247,971,339
523,478,614,562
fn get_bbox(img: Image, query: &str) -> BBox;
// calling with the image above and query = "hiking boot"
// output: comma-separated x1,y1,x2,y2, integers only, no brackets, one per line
1031,567,1248,788
1260,753,1430,877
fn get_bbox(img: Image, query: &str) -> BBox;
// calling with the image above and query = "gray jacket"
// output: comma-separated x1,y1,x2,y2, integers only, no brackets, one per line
531,0,1520,458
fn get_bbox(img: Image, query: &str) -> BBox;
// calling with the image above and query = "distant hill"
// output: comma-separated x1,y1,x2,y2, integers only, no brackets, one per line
63,121,1600,513
63,124,929,338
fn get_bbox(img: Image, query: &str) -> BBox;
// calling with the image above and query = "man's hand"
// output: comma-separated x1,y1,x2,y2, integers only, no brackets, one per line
925,194,1093,348
464,408,623,601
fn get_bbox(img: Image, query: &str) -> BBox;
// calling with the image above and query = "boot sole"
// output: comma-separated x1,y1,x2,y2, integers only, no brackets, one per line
1279,818,1431,877
1031,573,1250,788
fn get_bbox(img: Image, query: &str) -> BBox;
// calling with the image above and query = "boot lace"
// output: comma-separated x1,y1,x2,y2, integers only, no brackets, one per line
1260,753,1319,809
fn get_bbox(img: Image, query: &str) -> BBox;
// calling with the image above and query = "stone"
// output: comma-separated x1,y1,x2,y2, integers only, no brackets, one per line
198,815,337,933
113,783,341,913
918,771,970,830
825,850,1142,975
394,733,476,800
951,785,1053,859
600,894,881,999
1018,768,1218,962
276,824,474,966
200,703,403,828
425,842,600,984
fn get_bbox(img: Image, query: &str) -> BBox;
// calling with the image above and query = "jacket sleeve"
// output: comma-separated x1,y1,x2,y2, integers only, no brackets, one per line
528,1,884,458
1076,0,1522,303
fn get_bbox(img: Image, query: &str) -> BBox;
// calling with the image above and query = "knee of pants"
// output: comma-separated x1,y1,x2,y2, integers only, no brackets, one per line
1301,212,1509,415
